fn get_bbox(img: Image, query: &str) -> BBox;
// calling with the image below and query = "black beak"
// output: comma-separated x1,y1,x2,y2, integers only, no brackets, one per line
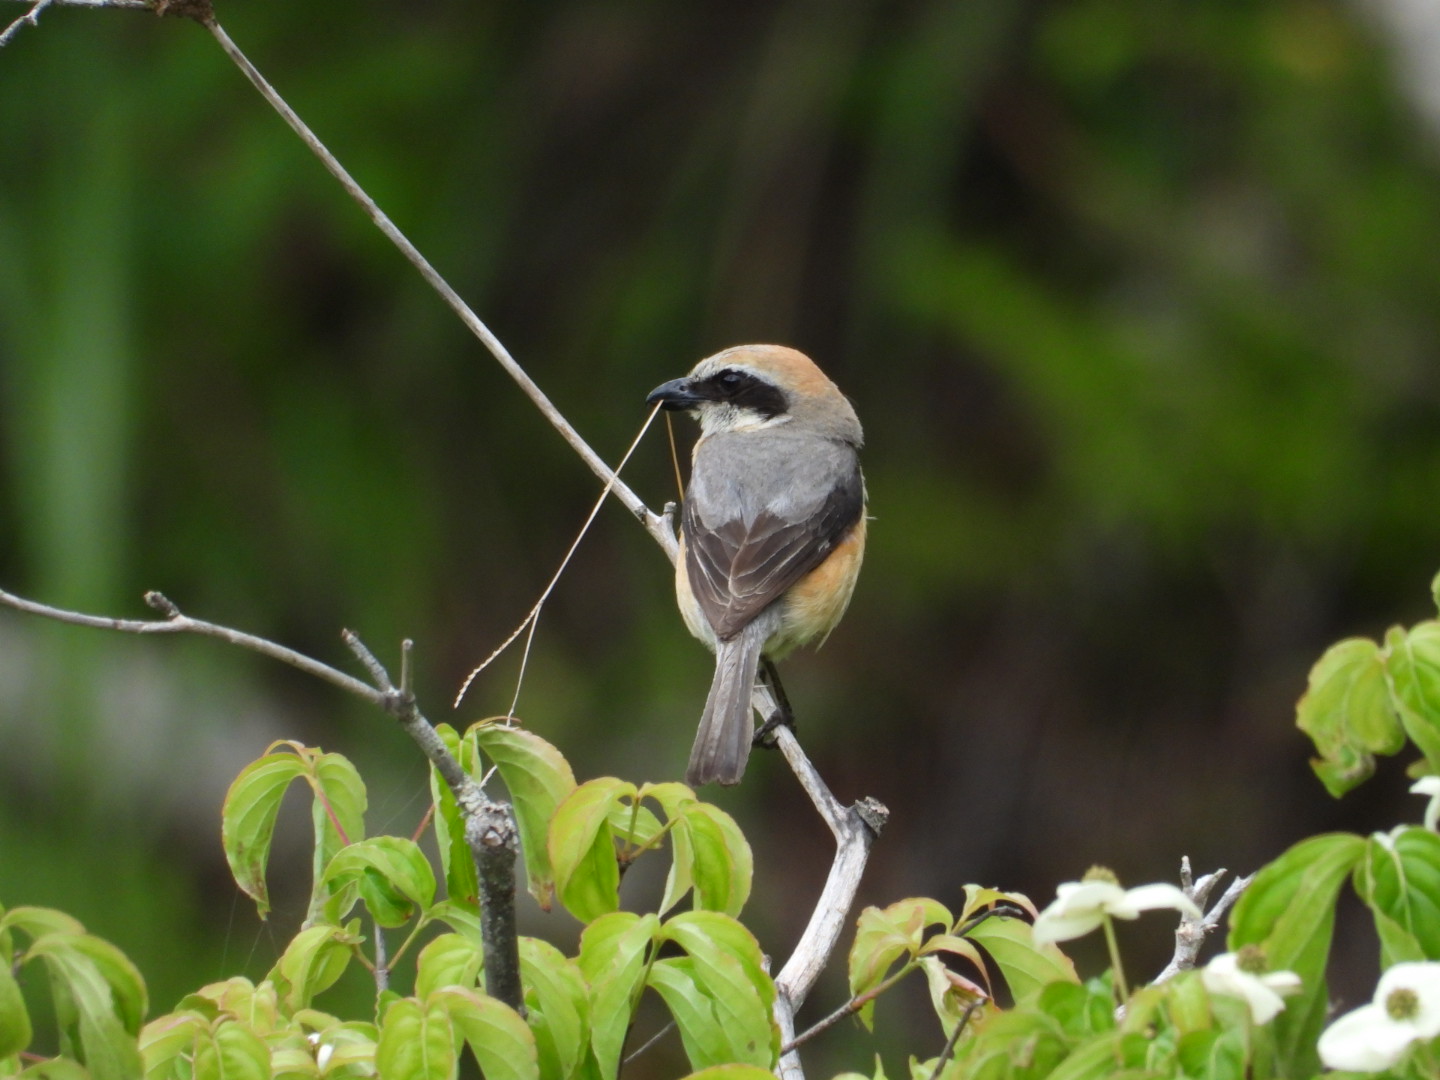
645,377,707,411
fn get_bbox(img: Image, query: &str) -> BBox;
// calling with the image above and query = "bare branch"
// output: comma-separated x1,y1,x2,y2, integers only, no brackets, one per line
928,1001,982,1080
780,964,912,1058
622,1020,676,1065
0,585,382,701
1153,857,1255,984
0,0,148,12
0,0,53,48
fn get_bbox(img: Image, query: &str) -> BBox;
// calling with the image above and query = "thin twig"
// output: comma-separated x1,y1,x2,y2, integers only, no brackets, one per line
0,0,53,47
373,921,389,994
0,0,147,11
621,1020,675,1065
928,1000,981,1080
780,964,913,1055
1152,858,1255,984
0,586,381,702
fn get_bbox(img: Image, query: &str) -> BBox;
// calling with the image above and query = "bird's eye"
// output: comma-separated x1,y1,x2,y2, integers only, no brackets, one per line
717,370,743,390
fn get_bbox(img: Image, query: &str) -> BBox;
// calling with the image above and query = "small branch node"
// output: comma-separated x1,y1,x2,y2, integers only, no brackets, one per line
143,590,181,618
400,638,414,696
852,797,889,837
342,629,396,692
152,0,210,20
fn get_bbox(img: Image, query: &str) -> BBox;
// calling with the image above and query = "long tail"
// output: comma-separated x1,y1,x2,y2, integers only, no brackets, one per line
686,629,764,786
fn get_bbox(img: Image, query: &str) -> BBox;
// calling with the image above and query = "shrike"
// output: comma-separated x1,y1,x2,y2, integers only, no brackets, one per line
646,345,866,786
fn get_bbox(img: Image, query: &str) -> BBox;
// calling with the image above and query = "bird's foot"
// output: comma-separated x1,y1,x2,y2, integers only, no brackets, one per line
753,706,794,748
753,655,795,748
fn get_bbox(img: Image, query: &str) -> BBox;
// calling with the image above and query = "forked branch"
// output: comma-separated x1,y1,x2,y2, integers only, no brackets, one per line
0,586,525,1011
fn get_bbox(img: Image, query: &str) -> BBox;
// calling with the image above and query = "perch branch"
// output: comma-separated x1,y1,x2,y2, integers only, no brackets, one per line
1153,858,1253,984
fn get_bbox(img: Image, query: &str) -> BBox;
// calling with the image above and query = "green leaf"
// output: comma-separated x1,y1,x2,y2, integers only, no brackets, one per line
1032,978,1113,1040
415,933,484,998
677,1068,777,1080
140,1010,207,1078
550,779,633,922
1432,570,1440,617
577,913,658,1080
959,884,1036,922
428,899,483,947
1042,1033,1127,1080
60,935,146,1036
15,1059,92,1079
375,997,455,1080
1163,971,1213,1036
473,724,577,912
917,956,979,1038
646,958,732,1070
607,800,665,851
192,1020,270,1080
320,836,436,927
267,1030,318,1079
1297,637,1401,795
293,1017,378,1077
679,803,753,917
429,724,480,910
659,912,775,1068
519,937,588,1080
221,745,368,924
0,963,32,1058
848,898,954,1025
307,752,368,926
0,907,87,943
643,783,698,915
1354,826,1440,963
434,986,539,1080
24,935,143,1080
966,916,1078,1004
1228,832,1366,1078
182,977,280,1034
220,751,308,920
267,924,361,1013
1386,622,1440,773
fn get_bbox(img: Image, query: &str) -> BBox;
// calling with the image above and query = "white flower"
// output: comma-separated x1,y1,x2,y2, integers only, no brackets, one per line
307,1032,334,1070
1030,872,1202,946
1318,961,1440,1072
1412,777,1440,832
1201,950,1301,1024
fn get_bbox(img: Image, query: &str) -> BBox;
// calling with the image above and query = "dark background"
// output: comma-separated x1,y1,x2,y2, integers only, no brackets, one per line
2,0,1438,1074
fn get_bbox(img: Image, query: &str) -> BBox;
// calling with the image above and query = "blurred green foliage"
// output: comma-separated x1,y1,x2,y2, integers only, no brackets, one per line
3,0,1440,1071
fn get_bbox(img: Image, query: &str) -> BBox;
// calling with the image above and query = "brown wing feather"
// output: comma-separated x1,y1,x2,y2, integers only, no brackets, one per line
684,464,864,641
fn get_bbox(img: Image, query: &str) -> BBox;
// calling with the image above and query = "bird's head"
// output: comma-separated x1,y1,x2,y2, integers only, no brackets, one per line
645,344,861,445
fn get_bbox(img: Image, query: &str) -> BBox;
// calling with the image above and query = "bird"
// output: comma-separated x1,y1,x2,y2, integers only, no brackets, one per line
646,344,866,786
